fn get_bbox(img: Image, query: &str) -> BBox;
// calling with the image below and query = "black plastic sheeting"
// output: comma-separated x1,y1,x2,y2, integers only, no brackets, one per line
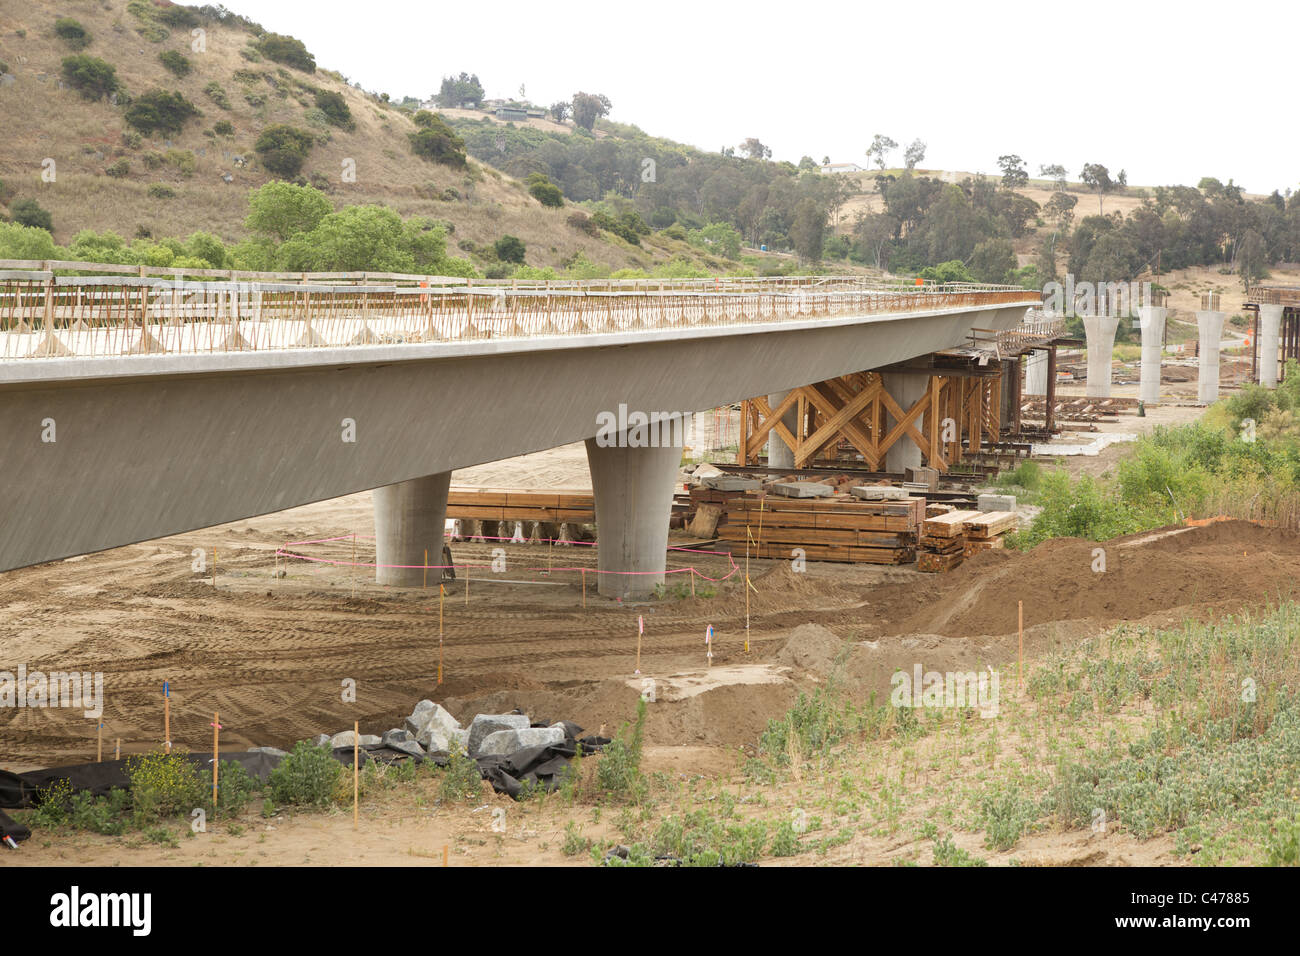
0,723,609,845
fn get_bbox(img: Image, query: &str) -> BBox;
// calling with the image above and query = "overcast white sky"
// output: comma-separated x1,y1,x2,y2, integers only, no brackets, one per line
239,0,1295,193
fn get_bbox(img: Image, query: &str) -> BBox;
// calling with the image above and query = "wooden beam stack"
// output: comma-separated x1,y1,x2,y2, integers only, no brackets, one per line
962,511,1018,556
917,509,979,572
443,487,594,524
717,494,923,564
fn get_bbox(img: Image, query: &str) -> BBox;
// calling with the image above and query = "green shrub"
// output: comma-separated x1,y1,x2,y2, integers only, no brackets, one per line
212,119,234,136
257,33,315,72
121,130,143,149
10,199,52,231
105,158,130,178
595,698,647,799
493,234,526,264
54,17,91,50
567,211,599,237
204,81,231,110
166,149,196,176
313,89,354,130
409,113,467,168
267,741,342,807
526,173,563,208
211,760,259,817
125,89,201,136
254,124,314,178
158,50,191,77
147,183,176,199
155,5,200,28
438,749,483,802
127,750,207,823
60,54,119,101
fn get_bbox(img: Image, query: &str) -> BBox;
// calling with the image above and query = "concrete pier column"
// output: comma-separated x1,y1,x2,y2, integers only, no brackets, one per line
881,372,926,474
1196,309,1225,404
1082,314,1120,398
1137,305,1167,405
585,437,681,600
1259,304,1283,387
373,472,452,587
765,391,799,470
1024,349,1048,395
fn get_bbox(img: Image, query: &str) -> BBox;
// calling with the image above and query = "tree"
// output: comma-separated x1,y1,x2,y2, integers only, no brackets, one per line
1039,163,1067,190
280,205,411,272
253,124,316,178
60,54,118,101
1045,190,1078,232
1080,162,1116,214
549,101,570,123
494,234,526,264
244,181,332,241
571,92,612,131
903,139,926,171
1237,228,1269,291
408,113,467,168
866,134,898,170
998,154,1028,190
970,237,1016,283
790,199,826,264
436,73,485,109
125,90,201,136
10,199,52,231
739,137,772,161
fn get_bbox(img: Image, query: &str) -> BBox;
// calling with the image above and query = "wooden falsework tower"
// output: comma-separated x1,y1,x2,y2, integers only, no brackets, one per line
738,368,1004,473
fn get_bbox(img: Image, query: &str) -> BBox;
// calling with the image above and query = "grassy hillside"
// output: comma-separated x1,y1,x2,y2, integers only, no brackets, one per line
0,0,751,275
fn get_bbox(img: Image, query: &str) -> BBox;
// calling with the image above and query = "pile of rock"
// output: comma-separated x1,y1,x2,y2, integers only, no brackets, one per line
260,700,571,762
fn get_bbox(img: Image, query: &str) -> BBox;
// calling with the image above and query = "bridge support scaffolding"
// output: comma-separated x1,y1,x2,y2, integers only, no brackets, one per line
585,437,681,600
373,472,452,587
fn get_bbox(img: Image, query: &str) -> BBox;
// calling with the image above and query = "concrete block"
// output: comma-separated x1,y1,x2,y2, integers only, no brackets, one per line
477,726,566,757
977,494,1017,512
852,485,908,500
467,713,531,755
703,475,762,492
772,481,833,498
381,729,426,758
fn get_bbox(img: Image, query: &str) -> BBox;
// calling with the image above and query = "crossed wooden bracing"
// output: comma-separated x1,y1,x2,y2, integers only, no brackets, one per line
738,371,1002,473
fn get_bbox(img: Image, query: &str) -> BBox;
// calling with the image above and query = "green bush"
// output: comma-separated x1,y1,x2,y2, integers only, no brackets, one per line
211,760,259,817
10,199,52,231
438,749,483,802
257,33,315,72
204,81,231,110
313,89,354,130
105,158,130,178
595,698,647,799
166,149,197,176
493,234,526,264
159,50,191,77
409,114,468,168
125,89,201,136
54,17,91,50
127,750,207,823
254,124,315,178
268,741,342,807
60,54,119,101
212,119,234,136
147,183,177,199
526,173,563,208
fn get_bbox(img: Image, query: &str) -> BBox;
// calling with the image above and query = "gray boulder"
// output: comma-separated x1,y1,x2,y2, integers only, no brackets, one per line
381,728,425,758
467,713,531,755
405,700,460,740
311,734,331,749
330,730,380,749
247,746,288,758
477,726,566,757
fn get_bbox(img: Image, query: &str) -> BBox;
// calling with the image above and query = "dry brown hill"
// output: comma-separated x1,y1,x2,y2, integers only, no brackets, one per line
0,1,712,273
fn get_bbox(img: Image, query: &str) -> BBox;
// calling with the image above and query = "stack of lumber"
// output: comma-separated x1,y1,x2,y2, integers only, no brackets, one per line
962,511,1018,556
717,495,923,564
444,487,594,524
917,509,980,572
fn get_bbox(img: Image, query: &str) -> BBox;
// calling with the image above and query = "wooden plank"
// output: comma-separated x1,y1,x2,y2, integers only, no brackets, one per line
918,551,964,572
922,509,982,538
963,511,1019,536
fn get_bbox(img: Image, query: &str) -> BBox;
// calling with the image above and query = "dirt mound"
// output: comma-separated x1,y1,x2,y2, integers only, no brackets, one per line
775,623,847,676
864,520,1300,640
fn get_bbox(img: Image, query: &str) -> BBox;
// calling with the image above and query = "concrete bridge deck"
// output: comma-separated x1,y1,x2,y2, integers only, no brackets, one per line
0,265,1039,596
